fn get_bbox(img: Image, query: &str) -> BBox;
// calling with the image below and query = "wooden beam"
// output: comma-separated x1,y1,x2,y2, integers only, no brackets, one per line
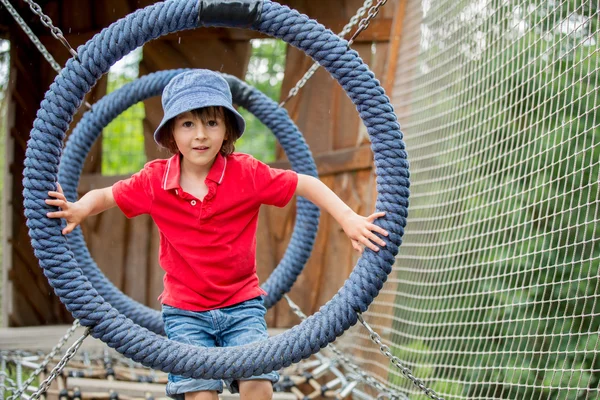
78,145,374,192
0,325,287,351
384,0,408,94
271,145,374,176
38,17,393,53
61,378,297,400
77,174,130,193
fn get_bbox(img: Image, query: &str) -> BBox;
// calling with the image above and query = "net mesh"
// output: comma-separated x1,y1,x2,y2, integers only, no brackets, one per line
339,1,600,399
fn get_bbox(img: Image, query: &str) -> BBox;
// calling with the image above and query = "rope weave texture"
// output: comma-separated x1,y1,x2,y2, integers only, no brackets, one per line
57,70,320,335
23,0,409,378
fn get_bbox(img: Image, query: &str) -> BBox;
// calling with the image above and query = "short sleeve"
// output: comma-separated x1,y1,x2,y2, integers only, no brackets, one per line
112,167,153,218
253,158,298,207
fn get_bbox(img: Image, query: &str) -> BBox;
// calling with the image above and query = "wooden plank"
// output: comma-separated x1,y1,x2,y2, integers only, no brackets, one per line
2,54,16,327
86,208,127,289
123,216,152,304
385,0,408,94
257,200,297,327
256,204,282,327
333,43,373,150
63,378,297,400
280,49,334,155
271,145,373,176
39,17,393,54
147,224,164,310
0,325,286,351
0,325,106,351
78,174,130,193
315,173,362,309
61,0,93,32
273,175,334,326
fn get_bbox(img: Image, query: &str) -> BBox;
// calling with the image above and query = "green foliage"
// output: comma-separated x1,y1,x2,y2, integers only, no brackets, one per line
390,2,599,399
236,39,287,163
101,41,285,172
102,49,146,176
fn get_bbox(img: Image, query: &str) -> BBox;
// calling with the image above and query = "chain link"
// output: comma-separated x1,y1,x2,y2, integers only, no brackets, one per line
1,0,92,109
0,0,61,72
22,0,79,59
347,0,389,46
25,328,89,400
357,314,445,400
7,321,88,400
284,295,407,400
279,0,375,107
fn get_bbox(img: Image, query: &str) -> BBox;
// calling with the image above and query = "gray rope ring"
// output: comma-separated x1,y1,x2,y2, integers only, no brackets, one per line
24,0,409,378
58,70,320,335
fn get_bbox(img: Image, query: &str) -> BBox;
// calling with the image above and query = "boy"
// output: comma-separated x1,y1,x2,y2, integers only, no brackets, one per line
46,70,388,400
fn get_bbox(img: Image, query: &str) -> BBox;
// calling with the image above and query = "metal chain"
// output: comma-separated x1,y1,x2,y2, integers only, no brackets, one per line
24,328,89,400
0,0,61,72
7,320,90,400
347,0,389,46
279,0,375,107
22,0,79,59
2,0,92,109
283,295,407,400
357,314,445,400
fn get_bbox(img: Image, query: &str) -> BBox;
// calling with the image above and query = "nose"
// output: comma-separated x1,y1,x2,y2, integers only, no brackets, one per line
194,124,207,140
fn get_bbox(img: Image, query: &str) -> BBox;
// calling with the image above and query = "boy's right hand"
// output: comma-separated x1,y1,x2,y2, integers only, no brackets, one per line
45,183,88,235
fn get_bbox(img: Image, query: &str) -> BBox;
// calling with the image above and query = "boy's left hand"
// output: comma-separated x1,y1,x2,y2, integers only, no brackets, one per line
341,211,389,254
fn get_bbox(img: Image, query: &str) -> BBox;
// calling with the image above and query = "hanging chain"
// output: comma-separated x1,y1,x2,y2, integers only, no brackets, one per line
279,0,376,107
0,0,61,72
1,0,92,109
357,314,445,400
7,321,85,400
13,327,90,400
21,0,78,59
284,295,408,400
347,0,389,46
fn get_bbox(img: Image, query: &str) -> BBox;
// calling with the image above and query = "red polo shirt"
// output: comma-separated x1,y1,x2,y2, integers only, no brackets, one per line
112,152,298,311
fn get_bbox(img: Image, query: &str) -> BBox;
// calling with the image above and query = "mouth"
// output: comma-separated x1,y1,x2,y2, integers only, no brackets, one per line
193,146,209,152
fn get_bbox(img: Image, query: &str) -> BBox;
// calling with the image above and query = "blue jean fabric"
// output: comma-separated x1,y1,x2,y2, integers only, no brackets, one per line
162,297,278,399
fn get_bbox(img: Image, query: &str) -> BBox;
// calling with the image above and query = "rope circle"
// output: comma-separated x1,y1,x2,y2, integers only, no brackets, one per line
58,70,320,335
24,0,409,378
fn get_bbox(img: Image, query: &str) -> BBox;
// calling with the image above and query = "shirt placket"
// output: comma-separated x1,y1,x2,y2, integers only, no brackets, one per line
199,183,216,221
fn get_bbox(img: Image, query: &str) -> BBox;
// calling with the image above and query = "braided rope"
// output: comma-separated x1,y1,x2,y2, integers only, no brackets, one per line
23,0,409,378
57,70,320,334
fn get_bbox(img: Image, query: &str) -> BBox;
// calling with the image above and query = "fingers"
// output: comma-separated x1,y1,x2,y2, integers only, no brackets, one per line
366,211,386,223
63,222,77,235
363,229,387,248
351,240,364,254
367,223,388,238
45,198,68,208
359,235,381,252
56,182,64,194
46,210,68,219
47,190,67,202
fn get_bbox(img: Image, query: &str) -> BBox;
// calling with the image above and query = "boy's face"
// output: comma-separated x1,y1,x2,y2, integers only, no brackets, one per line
173,111,226,170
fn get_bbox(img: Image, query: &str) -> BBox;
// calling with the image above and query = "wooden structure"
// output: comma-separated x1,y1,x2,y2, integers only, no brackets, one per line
0,0,406,340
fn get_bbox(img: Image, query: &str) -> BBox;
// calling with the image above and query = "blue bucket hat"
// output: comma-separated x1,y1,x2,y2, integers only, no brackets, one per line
154,69,246,145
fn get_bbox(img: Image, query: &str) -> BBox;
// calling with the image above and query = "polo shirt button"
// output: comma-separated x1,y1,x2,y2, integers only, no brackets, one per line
191,200,197,206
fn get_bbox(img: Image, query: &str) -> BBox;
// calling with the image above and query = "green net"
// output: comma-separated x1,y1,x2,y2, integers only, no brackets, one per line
341,1,599,399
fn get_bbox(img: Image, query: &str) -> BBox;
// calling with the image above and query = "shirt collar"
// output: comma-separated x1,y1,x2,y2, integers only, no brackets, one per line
162,152,227,191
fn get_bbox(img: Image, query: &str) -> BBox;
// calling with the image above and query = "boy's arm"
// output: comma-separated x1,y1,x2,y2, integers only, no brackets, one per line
295,174,388,254
46,183,116,235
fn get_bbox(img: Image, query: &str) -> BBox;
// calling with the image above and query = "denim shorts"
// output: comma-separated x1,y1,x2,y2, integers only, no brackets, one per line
161,296,279,399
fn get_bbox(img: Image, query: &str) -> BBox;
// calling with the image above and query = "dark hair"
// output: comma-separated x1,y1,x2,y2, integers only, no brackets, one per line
157,106,240,156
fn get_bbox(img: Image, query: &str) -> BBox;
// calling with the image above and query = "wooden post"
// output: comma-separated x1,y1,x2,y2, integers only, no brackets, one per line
1,50,16,328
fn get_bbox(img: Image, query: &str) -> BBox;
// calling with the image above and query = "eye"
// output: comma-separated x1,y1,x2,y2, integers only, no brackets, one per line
207,120,219,127
182,120,194,128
